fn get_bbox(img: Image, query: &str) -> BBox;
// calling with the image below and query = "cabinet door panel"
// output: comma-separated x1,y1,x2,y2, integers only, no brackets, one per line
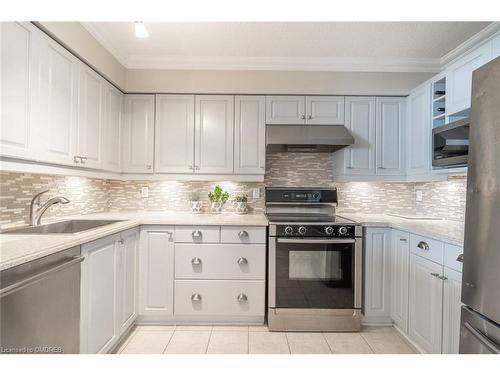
390,230,410,332
265,96,305,124
155,95,195,173
442,267,462,354
102,83,122,172
194,95,234,174
234,96,265,174
116,230,138,333
406,84,431,175
344,97,376,175
376,97,406,175
408,254,443,353
305,96,344,125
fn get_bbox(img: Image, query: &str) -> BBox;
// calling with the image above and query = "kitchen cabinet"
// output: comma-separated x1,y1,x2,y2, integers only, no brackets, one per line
305,96,345,125
442,266,462,354
390,230,410,332
122,94,155,173
375,97,406,175
80,234,119,354
234,96,266,174
408,253,443,353
0,22,39,160
77,64,104,169
194,95,234,174
363,228,392,323
139,227,175,319
155,95,195,174
102,83,122,172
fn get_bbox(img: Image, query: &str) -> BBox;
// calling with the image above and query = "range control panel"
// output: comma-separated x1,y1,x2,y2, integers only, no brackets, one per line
275,225,356,238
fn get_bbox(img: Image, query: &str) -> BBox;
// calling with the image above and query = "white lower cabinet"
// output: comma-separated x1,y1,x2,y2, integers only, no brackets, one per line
442,267,463,354
390,230,409,332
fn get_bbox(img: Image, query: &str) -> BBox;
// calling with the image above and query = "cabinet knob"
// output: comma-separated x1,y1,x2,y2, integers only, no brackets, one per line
456,254,464,263
430,272,440,278
188,165,194,170
191,257,202,266
238,230,248,239
399,238,407,242
417,241,430,251
237,293,248,302
80,156,87,164
191,293,202,302
194,165,200,170
300,114,306,120
237,257,248,265
118,239,124,245
192,230,202,238
438,275,448,280
73,156,80,164
146,165,152,170
307,115,312,120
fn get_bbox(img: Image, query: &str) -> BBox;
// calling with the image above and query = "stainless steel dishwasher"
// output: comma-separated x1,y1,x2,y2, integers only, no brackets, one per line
1,247,83,354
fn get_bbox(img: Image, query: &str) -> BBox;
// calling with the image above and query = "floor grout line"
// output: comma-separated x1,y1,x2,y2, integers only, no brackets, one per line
322,332,334,354
204,326,214,354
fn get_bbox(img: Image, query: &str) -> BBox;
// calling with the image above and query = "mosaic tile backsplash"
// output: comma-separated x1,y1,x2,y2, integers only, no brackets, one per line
0,152,467,228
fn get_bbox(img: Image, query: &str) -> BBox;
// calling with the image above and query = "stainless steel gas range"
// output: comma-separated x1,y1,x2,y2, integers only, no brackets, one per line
266,187,362,332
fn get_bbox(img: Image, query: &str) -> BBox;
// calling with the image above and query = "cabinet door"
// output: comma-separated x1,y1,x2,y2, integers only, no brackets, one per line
80,235,118,354
0,22,39,159
363,228,391,323
408,254,443,353
265,96,305,124
139,227,175,317
344,97,376,175
122,95,155,173
446,43,492,115
390,230,410,332
155,95,195,173
116,229,138,335
234,95,266,174
305,96,345,125
77,64,104,169
194,95,234,174
102,83,122,172
442,267,462,354
376,97,406,176
406,84,431,176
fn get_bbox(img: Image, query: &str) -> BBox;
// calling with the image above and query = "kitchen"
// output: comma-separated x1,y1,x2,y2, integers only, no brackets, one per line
1,10,499,369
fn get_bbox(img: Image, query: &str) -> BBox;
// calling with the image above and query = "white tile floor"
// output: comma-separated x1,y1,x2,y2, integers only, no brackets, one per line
115,325,418,354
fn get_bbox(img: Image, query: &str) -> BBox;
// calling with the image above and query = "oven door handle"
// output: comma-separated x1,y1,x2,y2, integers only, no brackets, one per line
276,238,356,244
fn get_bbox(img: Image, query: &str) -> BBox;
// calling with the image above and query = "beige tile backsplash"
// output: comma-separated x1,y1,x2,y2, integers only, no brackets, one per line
0,152,467,228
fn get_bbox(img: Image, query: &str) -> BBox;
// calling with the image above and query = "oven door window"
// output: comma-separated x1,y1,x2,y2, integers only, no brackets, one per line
275,241,354,309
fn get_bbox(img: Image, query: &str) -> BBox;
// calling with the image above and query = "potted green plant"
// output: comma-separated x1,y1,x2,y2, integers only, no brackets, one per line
188,191,203,213
208,185,229,213
233,193,249,214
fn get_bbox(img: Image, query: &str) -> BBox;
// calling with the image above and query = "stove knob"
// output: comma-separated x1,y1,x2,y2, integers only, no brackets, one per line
284,226,293,235
339,226,348,235
298,226,307,235
325,226,334,235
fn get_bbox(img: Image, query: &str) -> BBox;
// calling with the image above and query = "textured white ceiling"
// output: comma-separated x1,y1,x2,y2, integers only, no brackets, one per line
82,22,492,72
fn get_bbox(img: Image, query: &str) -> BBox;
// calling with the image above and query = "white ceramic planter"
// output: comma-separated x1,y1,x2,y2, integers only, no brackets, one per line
189,200,203,213
210,201,223,213
235,202,248,215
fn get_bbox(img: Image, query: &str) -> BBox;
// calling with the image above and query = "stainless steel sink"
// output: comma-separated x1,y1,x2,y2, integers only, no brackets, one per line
2,220,124,235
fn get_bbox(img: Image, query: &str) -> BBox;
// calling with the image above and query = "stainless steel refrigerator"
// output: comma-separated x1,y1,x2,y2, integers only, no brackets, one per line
459,56,500,354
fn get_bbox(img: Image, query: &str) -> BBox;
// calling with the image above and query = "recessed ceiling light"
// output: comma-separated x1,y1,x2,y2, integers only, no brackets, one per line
135,22,149,38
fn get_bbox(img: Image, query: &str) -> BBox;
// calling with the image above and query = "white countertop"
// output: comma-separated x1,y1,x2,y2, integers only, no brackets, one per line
0,211,268,271
339,212,464,246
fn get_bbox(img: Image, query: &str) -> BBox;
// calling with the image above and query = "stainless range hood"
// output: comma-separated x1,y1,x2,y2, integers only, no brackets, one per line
266,125,355,152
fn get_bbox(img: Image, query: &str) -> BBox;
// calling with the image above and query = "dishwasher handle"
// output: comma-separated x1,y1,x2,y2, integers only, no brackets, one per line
0,255,84,298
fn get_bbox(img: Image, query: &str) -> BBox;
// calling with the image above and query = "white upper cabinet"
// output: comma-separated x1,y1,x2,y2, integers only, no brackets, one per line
77,64,104,169
265,96,305,124
122,94,155,173
194,95,234,174
234,96,266,174
0,22,39,160
155,95,195,174
344,96,376,175
305,96,345,125
406,83,431,176
446,42,492,116
102,83,122,172
376,97,406,175
390,230,410,332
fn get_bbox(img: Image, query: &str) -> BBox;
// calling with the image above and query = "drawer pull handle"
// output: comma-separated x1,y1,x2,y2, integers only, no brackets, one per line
399,238,407,242
191,257,202,266
237,293,248,302
238,230,249,239
192,230,202,238
438,275,448,280
237,257,248,265
417,241,429,251
430,272,440,278
456,254,464,263
191,293,202,302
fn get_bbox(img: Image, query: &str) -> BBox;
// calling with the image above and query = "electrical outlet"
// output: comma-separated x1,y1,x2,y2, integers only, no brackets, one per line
141,186,149,198
416,190,423,202
252,188,260,199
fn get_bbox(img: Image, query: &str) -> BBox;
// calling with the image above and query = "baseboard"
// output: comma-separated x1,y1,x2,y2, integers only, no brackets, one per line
392,324,426,354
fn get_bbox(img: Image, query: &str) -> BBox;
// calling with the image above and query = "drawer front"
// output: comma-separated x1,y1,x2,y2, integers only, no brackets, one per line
443,243,463,272
175,244,266,279
409,234,444,264
175,226,220,243
174,280,265,316
220,226,266,244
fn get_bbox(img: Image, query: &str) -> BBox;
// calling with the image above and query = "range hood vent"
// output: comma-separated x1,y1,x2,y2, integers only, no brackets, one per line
266,125,354,153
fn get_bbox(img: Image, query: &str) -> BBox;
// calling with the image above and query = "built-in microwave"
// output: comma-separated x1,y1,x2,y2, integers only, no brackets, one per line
432,118,469,167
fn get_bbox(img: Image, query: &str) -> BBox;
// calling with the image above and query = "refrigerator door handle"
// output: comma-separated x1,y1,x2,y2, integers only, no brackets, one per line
464,322,500,354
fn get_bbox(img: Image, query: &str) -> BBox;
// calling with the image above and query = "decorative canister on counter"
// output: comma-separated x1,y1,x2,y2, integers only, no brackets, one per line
234,193,249,215
208,185,229,214
188,192,203,213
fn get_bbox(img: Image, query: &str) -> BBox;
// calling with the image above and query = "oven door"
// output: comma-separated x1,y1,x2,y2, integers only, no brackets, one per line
269,237,362,309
